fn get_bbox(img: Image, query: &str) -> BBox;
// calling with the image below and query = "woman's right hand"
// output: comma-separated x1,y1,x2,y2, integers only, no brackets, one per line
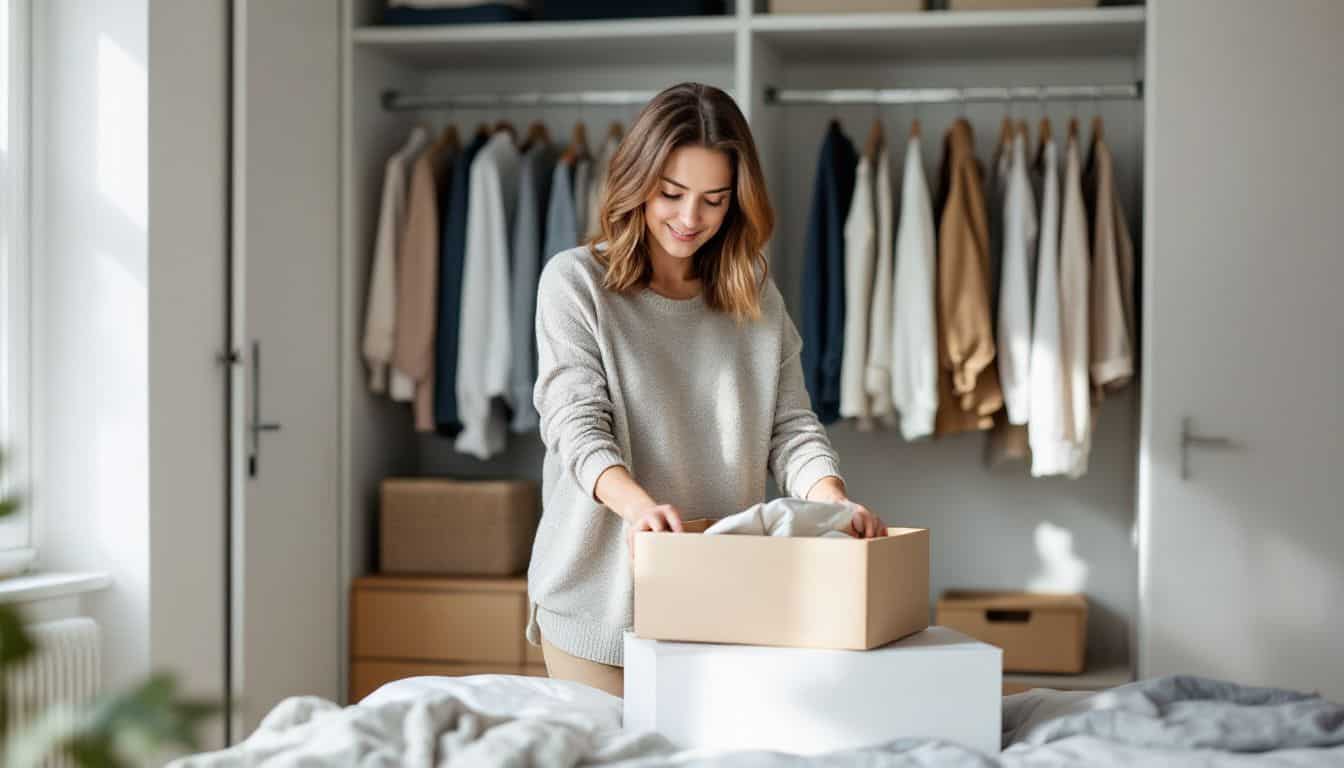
623,502,685,564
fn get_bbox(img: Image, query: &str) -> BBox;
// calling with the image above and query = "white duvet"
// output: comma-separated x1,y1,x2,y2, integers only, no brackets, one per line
169,674,1344,767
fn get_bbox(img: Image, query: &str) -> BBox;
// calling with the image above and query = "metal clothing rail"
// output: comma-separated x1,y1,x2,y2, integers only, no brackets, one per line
763,81,1143,106
381,88,662,111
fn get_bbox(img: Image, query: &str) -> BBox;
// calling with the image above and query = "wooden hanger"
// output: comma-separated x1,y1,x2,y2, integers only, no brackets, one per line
1067,116,1079,142
1015,119,1029,142
493,119,517,140
864,117,885,160
1090,115,1104,146
1037,116,1053,153
474,122,491,139
998,115,1013,150
910,117,922,140
522,120,550,151
561,121,589,165
433,123,460,156
607,120,624,141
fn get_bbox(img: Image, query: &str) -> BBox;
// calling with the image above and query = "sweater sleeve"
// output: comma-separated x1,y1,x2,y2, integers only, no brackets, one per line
768,288,843,499
533,255,626,500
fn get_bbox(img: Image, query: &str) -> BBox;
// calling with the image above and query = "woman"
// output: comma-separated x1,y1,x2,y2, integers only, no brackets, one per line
525,82,880,697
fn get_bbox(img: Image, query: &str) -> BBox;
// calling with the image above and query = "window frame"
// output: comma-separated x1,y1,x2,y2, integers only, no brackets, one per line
0,0,34,571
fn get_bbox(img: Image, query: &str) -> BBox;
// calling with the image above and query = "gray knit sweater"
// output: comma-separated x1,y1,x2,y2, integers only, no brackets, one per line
525,246,843,666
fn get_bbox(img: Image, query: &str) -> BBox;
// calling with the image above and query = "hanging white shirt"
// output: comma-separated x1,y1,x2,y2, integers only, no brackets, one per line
890,134,939,441
1029,139,1066,476
1057,136,1092,476
840,155,877,425
865,146,896,424
362,126,427,394
997,132,1038,425
1030,136,1091,477
455,131,521,460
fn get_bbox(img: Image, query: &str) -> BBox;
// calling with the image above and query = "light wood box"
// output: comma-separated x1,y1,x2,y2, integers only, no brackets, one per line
349,575,548,702
937,590,1087,674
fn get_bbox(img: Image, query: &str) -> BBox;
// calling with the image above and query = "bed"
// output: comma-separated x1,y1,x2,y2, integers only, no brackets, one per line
169,673,1344,766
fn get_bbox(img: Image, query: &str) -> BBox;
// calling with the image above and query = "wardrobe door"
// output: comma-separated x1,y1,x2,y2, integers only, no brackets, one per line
1141,0,1344,699
230,0,342,738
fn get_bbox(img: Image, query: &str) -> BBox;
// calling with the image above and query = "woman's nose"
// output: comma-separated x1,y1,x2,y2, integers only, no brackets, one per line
679,201,701,227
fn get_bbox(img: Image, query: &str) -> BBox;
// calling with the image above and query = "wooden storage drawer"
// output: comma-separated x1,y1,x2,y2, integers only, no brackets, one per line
937,591,1087,674
351,660,548,703
352,578,527,664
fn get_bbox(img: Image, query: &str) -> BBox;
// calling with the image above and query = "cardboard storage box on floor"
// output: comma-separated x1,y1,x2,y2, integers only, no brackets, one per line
349,575,545,702
936,590,1087,673
379,478,539,576
770,0,924,12
625,627,1001,755
634,521,929,650
947,0,1097,10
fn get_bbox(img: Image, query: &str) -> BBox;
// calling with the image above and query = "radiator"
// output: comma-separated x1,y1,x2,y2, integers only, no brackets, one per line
3,617,101,768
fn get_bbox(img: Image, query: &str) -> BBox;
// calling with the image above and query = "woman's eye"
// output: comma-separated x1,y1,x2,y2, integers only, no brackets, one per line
661,191,682,200
705,197,725,208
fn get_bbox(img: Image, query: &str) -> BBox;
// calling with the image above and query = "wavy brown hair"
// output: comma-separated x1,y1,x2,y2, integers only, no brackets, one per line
589,82,774,320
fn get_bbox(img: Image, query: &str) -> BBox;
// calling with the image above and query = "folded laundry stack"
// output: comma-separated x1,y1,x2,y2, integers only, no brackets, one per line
625,498,1002,755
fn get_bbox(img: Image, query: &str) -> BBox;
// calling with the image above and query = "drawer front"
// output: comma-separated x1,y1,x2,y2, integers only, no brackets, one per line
350,660,539,703
352,588,525,663
938,608,1085,673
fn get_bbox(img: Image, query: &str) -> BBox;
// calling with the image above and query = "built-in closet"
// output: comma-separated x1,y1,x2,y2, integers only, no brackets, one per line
229,0,1344,738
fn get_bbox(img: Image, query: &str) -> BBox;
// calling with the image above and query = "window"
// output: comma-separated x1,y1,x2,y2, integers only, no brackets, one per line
0,0,32,571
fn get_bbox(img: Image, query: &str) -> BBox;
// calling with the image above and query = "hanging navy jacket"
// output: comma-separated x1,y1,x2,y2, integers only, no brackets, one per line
435,131,491,436
801,122,857,425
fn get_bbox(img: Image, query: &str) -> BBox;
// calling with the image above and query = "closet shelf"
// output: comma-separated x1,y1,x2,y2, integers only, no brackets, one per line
352,16,738,68
751,7,1145,60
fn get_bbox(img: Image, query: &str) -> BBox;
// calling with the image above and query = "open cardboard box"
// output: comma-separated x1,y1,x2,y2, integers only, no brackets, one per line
633,519,930,650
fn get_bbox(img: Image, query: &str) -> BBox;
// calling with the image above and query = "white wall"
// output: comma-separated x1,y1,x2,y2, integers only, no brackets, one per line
34,0,228,753
35,0,152,693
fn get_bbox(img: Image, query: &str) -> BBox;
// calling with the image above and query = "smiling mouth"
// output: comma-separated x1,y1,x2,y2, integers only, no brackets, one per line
667,224,701,242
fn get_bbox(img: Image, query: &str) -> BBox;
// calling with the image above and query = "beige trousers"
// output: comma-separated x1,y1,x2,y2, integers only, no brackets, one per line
540,638,624,698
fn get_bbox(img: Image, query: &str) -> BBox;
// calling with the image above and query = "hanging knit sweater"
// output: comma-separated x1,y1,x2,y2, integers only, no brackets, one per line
525,246,844,666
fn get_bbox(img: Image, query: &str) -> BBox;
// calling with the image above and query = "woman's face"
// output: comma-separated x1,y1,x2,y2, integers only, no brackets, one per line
643,145,733,265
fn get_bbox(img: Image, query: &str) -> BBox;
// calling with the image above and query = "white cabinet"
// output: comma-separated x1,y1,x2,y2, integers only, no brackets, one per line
1138,0,1344,701
229,0,343,737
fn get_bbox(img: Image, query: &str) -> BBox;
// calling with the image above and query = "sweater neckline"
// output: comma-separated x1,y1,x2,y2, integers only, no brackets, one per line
637,286,707,314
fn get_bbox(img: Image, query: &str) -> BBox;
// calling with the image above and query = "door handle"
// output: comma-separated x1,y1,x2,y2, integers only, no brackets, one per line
249,340,282,478
1181,416,1237,481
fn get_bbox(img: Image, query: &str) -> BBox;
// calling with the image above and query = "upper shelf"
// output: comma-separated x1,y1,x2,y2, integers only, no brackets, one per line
352,16,739,68
751,7,1146,60
352,7,1145,68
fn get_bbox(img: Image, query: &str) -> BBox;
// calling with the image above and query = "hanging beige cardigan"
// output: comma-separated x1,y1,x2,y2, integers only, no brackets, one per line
934,119,1003,435
1087,135,1137,398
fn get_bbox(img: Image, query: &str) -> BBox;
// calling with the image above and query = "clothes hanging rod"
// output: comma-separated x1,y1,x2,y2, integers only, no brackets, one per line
763,81,1143,106
381,88,661,111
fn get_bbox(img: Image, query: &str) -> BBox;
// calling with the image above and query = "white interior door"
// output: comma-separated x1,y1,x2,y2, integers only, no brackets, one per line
1140,0,1344,700
231,0,342,738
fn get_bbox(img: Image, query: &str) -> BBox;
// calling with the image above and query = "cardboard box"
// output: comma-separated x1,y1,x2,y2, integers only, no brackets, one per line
379,478,539,576
948,0,1097,10
624,627,1002,755
633,521,929,650
770,0,924,12
936,590,1087,673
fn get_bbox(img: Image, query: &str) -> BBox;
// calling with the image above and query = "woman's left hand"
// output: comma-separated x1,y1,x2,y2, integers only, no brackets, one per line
844,502,883,539
806,475,883,539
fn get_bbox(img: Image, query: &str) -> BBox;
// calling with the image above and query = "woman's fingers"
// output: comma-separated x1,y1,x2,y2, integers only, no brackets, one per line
661,505,685,533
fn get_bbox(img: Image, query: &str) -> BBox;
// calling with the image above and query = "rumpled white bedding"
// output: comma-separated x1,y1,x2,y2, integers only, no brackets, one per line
168,674,1344,767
